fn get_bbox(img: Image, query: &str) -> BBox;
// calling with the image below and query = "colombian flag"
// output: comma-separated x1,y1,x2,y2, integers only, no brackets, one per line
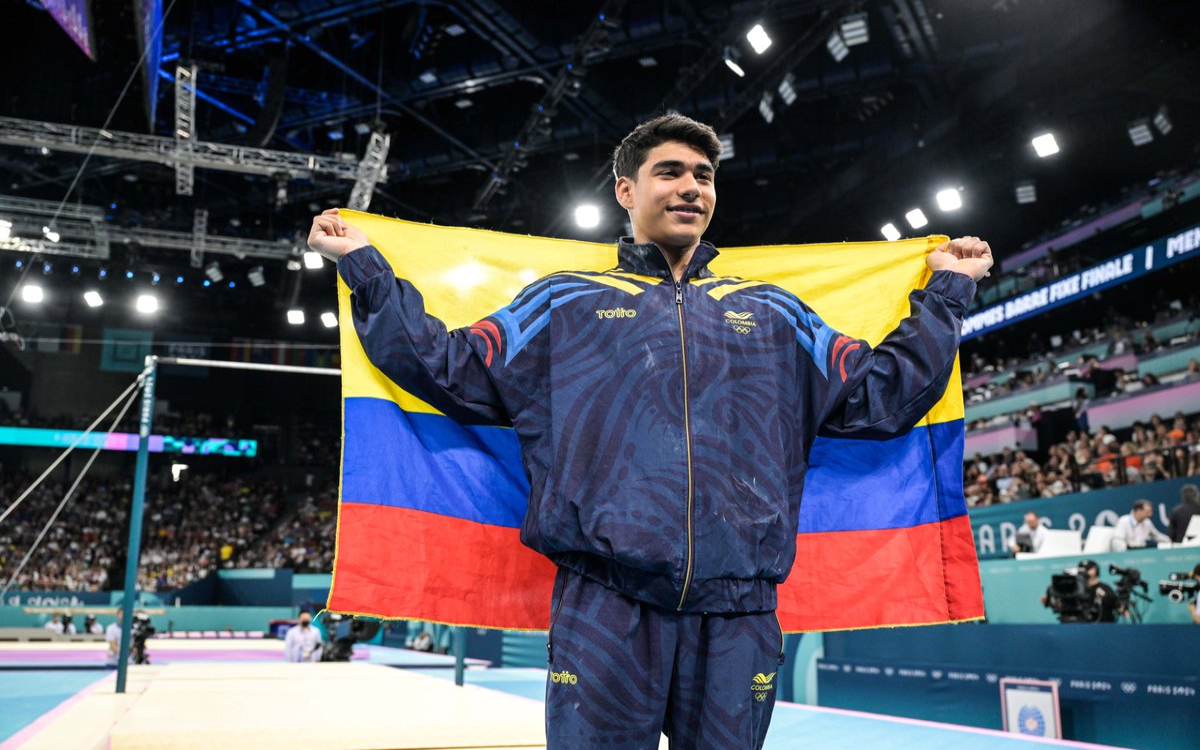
330,211,984,632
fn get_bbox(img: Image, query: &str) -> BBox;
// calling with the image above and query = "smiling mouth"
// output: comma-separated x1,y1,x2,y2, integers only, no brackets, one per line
668,206,704,215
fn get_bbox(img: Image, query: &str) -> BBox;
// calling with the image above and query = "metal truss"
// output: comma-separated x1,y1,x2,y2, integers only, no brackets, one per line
174,64,199,195
0,117,375,183
0,195,294,262
347,132,390,211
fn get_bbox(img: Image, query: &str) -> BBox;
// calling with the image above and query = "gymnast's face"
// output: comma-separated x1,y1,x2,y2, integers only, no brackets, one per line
615,141,716,254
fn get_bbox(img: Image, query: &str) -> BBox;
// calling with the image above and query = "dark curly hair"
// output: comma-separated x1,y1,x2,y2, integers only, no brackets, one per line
612,114,722,180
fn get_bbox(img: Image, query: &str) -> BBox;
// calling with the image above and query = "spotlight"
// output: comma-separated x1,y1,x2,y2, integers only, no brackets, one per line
746,24,772,54
84,290,103,307
125,270,134,279
574,204,601,229
905,208,928,229
170,463,188,482
1031,133,1059,157
286,258,302,271
287,309,305,325
303,251,324,269
42,226,60,243
758,92,775,124
99,269,107,279
22,284,44,303
826,31,849,62
248,266,266,287
135,294,158,314
723,46,745,77
203,279,211,287
228,281,236,289
638,56,657,68
152,272,161,285
42,262,51,275
176,275,184,284
881,223,901,241
840,13,869,46
778,73,797,106
0,219,11,241
205,262,223,282
71,265,79,275
1153,106,1172,135
935,188,962,212
320,312,338,328
1127,118,1153,147
1015,180,1037,204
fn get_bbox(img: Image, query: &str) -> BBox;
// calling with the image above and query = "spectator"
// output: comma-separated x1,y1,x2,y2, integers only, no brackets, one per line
43,614,64,633
1168,484,1200,543
1111,500,1171,552
105,612,122,667
1010,511,1045,555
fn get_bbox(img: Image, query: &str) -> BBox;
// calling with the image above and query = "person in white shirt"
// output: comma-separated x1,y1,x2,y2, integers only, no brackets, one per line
43,614,64,634
1111,500,1170,552
284,609,323,663
1011,511,1046,554
105,612,122,667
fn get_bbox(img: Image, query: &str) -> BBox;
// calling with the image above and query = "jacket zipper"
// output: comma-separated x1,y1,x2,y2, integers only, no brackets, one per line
546,573,568,663
675,278,695,609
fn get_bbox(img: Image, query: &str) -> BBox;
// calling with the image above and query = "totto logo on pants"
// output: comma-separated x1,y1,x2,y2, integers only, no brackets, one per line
544,567,783,750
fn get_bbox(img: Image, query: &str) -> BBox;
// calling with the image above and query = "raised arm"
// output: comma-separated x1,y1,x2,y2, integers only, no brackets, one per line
817,237,990,439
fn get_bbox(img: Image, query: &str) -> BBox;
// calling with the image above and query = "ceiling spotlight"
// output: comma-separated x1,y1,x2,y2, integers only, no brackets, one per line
905,208,928,229
935,188,963,211
205,261,223,282
286,258,302,271
574,204,601,229
42,226,60,243
778,73,797,106
320,312,338,328
418,70,438,85
840,13,869,46
826,31,849,62
758,91,775,124
723,46,745,77
1153,106,1172,135
135,294,158,314
303,251,324,269
354,122,371,135
718,133,735,160
1015,180,1037,204
21,284,44,303
638,56,658,68
287,309,305,325
1031,132,1059,157
881,223,901,241
248,266,266,287
1127,118,1153,147
0,219,11,241
746,24,772,54
84,290,103,307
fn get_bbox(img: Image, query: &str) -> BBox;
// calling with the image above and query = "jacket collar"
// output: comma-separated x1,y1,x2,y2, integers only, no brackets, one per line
615,237,719,281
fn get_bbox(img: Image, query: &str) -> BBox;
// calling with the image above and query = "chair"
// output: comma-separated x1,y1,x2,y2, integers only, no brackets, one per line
1083,525,1116,554
1016,529,1083,559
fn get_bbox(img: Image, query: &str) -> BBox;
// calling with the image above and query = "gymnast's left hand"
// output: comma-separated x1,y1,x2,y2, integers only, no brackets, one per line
927,236,993,282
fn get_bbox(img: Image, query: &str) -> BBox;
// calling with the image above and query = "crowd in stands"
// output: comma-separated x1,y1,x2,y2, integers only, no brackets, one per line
239,482,337,573
965,412,1200,507
0,472,286,592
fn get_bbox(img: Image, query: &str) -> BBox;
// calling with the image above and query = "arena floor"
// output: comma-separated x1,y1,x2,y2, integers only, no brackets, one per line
0,640,1128,750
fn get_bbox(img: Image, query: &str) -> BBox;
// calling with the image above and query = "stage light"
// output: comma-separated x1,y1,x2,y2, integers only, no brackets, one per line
22,284,44,303
71,265,79,275
840,13,869,46
84,290,103,307
718,133,735,160
1032,133,1059,157
1153,107,1172,135
1015,180,1037,204
42,262,51,275
905,208,928,229
303,251,324,269
176,275,184,284
171,463,188,482
0,219,11,241
205,262,223,282
286,258,302,271
759,92,775,123
248,266,266,287
1127,119,1153,146
826,32,849,62
747,24,772,54
135,294,158,314
228,281,236,289
287,309,305,325
125,270,134,279
638,56,657,68
575,204,601,229
99,269,107,279
881,223,901,241
418,70,438,84
320,312,338,328
42,226,60,243
203,279,211,287
778,73,797,106
723,46,745,77
936,188,962,211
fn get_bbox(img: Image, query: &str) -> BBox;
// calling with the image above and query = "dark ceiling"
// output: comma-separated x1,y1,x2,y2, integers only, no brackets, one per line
0,0,1198,343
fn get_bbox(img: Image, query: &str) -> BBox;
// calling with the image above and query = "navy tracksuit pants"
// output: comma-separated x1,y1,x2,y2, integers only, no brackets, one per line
545,566,785,749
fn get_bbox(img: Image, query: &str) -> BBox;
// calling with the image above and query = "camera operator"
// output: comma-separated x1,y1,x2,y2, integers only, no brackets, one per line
1043,560,1120,623
1111,500,1170,552
1010,511,1046,555
1081,560,1121,622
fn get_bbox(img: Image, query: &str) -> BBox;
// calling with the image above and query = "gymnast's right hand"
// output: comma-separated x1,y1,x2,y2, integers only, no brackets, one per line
307,208,369,261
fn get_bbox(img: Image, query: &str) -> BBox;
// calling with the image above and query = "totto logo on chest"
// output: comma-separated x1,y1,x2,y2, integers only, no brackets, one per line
595,308,638,319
